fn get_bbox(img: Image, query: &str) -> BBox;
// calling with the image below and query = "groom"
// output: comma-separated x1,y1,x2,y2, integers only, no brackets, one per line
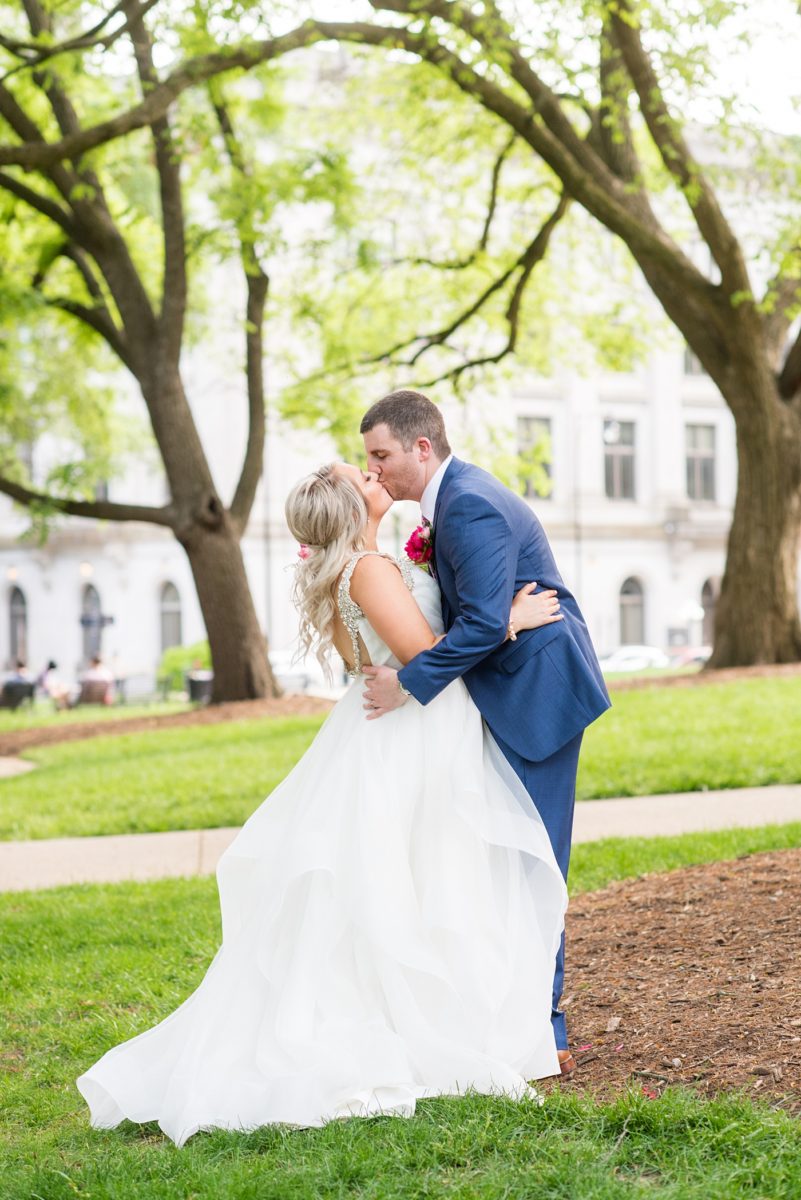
361,389,611,1074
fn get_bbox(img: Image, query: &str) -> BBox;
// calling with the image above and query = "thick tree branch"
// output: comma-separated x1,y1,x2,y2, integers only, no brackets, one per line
49,241,131,367
0,12,722,316
0,168,78,235
362,22,716,312
0,473,175,526
60,244,106,306
608,1,750,299
22,0,84,139
371,1,621,191
210,87,268,531
0,1,162,80
0,45,157,354
0,21,362,168
44,295,134,369
778,326,801,400
763,267,801,355
595,19,641,187
369,2,718,308
124,0,186,365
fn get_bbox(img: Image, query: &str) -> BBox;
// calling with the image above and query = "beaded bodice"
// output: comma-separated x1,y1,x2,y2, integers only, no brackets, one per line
336,550,415,675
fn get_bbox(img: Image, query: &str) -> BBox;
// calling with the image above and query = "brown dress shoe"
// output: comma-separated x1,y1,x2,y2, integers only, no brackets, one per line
557,1050,577,1077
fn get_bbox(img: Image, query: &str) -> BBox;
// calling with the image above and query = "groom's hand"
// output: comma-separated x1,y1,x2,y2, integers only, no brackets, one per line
362,665,407,719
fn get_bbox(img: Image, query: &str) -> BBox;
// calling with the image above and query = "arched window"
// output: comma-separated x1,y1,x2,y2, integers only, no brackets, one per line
9,586,27,666
81,584,102,662
160,582,182,653
701,579,718,645
619,577,644,645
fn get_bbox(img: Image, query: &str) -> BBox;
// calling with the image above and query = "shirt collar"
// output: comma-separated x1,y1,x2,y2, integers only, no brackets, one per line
420,454,453,525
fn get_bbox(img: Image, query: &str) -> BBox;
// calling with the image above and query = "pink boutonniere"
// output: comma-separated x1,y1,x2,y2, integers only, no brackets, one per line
404,519,433,571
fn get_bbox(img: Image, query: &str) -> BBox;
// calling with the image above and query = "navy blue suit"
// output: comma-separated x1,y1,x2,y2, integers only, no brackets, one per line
398,458,610,1049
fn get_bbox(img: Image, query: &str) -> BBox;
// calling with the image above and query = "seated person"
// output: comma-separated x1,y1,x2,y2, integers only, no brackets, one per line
79,655,115,705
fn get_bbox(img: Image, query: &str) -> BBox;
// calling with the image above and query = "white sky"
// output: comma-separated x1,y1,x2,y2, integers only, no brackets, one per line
721,0,801,135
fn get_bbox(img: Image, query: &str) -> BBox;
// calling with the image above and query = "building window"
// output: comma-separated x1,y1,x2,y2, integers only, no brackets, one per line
517,415,553,499
81,584,102,663
160,582,182,653
701,578,718,644
620,577,644,645
683,347,707,376
9,586,27,666
686,424,716,501
603,420,635,500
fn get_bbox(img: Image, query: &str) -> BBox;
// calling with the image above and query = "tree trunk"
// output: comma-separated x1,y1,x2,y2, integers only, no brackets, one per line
708,392,801,667
180,516,281,702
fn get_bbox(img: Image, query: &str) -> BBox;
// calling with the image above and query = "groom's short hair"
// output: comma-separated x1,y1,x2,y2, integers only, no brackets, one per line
360,390,451,459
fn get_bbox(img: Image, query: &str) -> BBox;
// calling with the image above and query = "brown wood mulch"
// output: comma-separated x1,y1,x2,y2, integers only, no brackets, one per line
611,660,801,691
0,695,334,757
550,848,801,1113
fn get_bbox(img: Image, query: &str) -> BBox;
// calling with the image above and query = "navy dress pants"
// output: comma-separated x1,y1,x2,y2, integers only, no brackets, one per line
491,729,584,1052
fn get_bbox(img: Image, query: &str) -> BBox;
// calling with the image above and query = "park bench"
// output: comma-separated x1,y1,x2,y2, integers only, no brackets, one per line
0,680,35,710
75,679,113,706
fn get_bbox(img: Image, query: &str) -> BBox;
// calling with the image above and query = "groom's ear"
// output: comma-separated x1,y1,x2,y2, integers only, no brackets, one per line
416,437,433,461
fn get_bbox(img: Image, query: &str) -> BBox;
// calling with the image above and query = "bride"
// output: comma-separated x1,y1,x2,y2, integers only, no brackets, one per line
77,462,568,1146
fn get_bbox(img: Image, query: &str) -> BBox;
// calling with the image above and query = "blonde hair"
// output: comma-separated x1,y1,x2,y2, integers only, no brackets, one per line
285,463,368,673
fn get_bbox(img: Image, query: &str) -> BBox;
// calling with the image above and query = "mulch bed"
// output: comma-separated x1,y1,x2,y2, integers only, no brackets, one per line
552,848,801,1113
0,695,334,757
3,662,799,755
611,661,801,691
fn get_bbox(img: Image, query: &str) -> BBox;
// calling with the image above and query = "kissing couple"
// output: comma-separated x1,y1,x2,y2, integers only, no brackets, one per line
78,389,611,1146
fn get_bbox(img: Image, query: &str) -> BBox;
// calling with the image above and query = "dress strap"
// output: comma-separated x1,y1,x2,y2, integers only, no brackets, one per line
336,551,413,675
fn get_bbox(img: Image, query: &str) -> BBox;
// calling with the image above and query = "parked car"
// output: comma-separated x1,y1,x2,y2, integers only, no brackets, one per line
598,645,671,674
668,645,712,669
269,650,312,693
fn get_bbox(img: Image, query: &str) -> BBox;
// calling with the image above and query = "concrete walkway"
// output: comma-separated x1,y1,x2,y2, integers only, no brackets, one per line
1,783,800,894
0,756,35,778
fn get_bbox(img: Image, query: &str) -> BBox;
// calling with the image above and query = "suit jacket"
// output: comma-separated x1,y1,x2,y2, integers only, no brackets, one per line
398,458,611,762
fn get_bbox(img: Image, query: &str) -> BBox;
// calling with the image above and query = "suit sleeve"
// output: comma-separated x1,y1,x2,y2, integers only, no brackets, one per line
398,496,517,705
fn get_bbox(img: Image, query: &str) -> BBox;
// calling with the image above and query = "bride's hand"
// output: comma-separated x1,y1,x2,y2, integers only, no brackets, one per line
510,582,562,633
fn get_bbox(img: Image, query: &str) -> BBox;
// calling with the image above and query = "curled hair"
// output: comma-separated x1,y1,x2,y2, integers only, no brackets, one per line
285,464,368,675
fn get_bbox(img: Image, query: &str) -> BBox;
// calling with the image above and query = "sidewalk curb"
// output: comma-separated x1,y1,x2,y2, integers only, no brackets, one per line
1,784,800,894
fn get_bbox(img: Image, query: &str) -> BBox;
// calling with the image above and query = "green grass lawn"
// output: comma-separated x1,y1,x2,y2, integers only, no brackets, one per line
3,828,801,1199
0,715,323,840
2,676,801,841
578,675,801,798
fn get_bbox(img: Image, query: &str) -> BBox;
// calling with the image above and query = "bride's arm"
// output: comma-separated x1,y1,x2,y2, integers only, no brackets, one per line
349,555,437,666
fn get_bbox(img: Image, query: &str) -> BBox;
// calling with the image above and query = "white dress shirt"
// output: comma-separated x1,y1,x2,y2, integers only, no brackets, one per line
420,454,453,525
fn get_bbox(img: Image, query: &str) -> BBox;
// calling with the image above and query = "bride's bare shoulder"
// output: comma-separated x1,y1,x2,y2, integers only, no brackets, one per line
348,552,405,596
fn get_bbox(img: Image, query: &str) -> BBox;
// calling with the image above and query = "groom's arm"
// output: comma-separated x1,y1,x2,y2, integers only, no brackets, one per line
397,496,517,705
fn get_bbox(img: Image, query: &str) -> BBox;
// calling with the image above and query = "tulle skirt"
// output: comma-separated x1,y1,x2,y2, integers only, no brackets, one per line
77,676,566,1145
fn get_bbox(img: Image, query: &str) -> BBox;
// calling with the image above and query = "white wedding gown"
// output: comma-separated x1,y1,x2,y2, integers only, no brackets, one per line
77,555,567,1146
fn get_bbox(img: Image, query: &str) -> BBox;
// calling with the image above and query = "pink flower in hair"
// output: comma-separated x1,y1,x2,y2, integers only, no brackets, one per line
297,544,311,560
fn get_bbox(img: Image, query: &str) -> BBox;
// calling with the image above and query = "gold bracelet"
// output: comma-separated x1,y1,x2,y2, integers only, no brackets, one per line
507,618,517,642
